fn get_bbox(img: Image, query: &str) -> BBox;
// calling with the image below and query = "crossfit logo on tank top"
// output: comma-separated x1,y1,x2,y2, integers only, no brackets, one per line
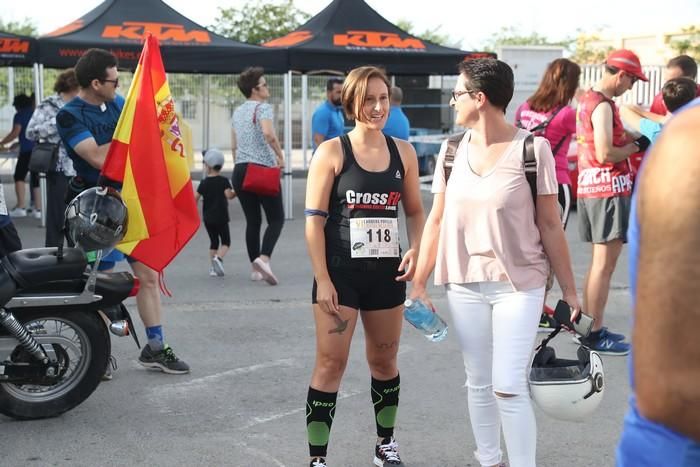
345,190,401,211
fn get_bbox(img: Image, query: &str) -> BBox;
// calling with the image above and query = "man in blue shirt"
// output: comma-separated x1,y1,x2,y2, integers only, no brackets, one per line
620,77,697,144
311,78,344,151
616,98,700,466
382,86,410,141
56,48,189,377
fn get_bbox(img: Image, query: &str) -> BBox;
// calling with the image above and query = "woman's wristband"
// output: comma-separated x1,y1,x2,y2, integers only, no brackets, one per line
304,209,329,218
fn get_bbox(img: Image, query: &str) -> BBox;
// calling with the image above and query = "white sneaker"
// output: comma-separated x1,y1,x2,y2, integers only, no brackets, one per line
252,257,278,285
212,256,225,276
209,267,217,277
250,271,264,281
32,210,41,219
9,207,26,218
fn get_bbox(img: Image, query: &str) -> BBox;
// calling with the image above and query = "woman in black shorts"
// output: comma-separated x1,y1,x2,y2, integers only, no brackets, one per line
303,66,425,467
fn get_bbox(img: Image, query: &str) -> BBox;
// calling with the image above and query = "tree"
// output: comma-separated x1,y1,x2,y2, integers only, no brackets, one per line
482,26,572,53
210,0,310,45
670,26,700,62
0,18,38,37
480,26,611,65
569,33,613,65
395,20,461,48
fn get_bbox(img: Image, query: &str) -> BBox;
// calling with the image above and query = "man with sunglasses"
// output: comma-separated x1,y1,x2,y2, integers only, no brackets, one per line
57,48,190,378
574,49,648,356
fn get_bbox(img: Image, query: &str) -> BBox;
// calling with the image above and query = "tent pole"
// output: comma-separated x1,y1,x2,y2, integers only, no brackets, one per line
8,68,14,106
202,75,211,154
38,64,45,101
283,71,293,219
301,74,308,170
34,63,47,228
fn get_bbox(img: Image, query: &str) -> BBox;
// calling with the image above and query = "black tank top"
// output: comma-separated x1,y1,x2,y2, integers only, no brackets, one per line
325,134,405,260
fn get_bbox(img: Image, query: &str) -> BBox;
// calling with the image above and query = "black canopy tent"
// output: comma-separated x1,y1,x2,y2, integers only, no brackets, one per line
32,0,293,218
264,0,494,218
37,0,288,73
263,0,493,74
0,32,38,67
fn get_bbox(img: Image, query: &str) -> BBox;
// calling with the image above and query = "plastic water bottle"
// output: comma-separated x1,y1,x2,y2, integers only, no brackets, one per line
403,298,448,342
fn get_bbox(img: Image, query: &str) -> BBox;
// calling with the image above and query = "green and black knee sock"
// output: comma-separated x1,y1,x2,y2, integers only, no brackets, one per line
371,374,400,438
306,387,337,457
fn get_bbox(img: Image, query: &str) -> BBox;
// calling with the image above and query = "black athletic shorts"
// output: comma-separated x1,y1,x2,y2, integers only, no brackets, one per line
312,255,406,311
204,221,231,250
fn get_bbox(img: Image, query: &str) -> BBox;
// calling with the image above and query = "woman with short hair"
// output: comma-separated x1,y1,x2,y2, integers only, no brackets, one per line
304,66,425,467
409,58,580,467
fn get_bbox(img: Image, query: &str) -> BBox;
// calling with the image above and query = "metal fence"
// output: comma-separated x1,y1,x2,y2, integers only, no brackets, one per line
0,64,672,157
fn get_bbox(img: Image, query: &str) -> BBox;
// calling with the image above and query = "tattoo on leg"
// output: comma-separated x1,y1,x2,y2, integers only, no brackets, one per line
375,340,398,350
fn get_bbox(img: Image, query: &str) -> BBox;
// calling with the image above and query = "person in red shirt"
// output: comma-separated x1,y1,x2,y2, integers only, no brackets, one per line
649,55,700,116
576,49,650,356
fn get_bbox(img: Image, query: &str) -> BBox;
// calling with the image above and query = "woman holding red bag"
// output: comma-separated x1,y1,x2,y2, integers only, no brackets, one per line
231,67,285,285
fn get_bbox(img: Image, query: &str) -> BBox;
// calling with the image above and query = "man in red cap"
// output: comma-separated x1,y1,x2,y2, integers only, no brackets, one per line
575,49,650,355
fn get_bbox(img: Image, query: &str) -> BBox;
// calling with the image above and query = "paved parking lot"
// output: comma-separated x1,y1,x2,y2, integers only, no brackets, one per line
0,177,632,466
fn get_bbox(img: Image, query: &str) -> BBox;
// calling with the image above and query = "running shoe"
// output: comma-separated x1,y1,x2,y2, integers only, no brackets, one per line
253,257,278,285
212,256,225,276
209,267,217,277
309,458,326,467
579,332,630,356
374,436,404,466
573,326,625,344
9,207,26,218
32,209,41,219
138,344,190,374
537,312,558,333
250,270,263,281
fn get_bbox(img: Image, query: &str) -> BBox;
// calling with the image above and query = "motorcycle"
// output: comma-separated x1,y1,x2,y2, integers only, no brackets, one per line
0,246,140,420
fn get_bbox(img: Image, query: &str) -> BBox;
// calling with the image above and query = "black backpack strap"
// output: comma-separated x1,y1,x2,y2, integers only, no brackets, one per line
527,105,564,133
523,133,537,206
443,132,466,183
550,135,568,158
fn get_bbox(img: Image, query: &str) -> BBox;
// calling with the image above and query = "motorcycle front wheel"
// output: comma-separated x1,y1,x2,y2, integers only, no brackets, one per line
0,309,109,420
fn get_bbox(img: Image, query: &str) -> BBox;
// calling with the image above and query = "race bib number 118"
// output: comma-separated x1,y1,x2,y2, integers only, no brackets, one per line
349,217,399,258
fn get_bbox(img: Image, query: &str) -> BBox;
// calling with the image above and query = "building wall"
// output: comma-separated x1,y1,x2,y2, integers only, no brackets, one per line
589,28,698,66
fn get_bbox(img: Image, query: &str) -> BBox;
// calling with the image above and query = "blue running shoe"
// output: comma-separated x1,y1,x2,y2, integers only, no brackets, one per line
573,326,626,344
580,333,630,356
599,327,626,342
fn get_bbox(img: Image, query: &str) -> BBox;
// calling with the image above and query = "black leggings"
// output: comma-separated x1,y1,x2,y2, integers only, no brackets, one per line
14,151,39,187
231,163,284,262
204,222,231,250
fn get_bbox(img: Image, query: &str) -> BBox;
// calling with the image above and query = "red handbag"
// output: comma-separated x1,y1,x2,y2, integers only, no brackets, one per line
242,163,280,196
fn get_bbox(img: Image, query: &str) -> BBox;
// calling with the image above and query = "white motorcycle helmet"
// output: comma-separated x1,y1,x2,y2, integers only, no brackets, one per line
529,338,605,422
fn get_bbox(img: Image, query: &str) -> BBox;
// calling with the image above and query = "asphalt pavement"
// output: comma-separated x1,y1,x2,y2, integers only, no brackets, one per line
0,177,633,467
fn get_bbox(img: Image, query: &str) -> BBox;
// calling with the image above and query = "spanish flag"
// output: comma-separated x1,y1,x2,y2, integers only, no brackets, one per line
101,35,199,272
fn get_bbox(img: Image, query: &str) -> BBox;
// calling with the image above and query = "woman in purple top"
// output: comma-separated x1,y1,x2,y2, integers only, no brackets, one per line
515,58,580,330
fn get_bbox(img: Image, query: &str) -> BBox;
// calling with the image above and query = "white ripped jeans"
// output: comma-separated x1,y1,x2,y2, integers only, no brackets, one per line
445,281,544,467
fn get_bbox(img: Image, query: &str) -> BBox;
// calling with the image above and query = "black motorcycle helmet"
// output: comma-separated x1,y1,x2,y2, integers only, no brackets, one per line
64,186,128,251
